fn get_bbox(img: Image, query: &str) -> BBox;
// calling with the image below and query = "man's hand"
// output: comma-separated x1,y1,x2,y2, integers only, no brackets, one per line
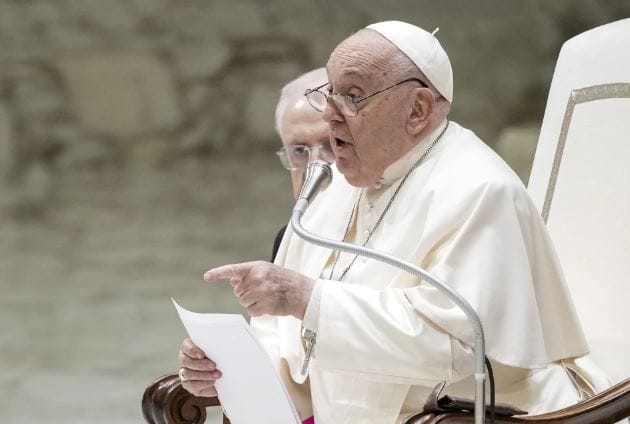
204,261,316,319
178,338,222,397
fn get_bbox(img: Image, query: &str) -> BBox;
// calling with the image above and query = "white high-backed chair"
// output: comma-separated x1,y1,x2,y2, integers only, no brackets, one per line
142,19,630,424
527,17,630,386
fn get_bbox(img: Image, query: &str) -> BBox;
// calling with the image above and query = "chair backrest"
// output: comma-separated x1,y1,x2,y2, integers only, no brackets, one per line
527,18,630,384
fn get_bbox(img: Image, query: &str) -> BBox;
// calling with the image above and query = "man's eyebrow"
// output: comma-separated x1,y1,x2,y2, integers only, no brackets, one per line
331,75,370,93
339,66,371,81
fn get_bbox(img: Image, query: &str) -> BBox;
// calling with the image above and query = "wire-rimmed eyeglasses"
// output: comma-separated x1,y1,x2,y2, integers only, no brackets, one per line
276,142,335,171
304,77,428,117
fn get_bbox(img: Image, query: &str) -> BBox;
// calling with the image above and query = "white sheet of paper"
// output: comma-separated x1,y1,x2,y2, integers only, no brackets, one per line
173,300,301,424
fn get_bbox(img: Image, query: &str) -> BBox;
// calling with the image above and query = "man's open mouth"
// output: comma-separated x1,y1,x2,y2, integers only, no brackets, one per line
334,137,350,147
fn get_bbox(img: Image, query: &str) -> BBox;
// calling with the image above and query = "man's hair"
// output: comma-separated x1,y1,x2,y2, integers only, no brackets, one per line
274,67,327,137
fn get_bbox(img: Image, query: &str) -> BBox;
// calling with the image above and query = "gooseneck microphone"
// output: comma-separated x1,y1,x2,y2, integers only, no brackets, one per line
294,160,333,214
291,161,488,424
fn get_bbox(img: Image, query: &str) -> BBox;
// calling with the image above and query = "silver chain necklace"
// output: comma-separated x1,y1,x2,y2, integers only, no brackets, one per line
328,120,450,281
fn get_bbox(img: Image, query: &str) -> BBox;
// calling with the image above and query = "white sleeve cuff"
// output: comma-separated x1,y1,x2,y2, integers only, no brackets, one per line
302,279,325,333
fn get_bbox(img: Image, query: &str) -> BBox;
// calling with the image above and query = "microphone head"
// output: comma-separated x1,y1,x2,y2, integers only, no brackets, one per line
298,160,333,203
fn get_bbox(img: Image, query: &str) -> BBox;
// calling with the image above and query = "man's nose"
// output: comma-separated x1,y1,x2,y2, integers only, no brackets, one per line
322,98,344,124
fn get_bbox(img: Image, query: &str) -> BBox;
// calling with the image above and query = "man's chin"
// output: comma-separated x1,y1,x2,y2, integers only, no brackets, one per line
336,161,352,178
337,166,372,188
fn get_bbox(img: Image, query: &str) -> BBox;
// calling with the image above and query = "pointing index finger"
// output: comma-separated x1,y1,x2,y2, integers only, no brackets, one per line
204,263,252,282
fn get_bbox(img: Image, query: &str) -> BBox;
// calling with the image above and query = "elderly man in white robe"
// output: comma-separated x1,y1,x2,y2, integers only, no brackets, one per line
179,21,609,424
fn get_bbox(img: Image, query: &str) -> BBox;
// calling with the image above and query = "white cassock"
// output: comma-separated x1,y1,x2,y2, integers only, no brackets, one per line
251,120,610,424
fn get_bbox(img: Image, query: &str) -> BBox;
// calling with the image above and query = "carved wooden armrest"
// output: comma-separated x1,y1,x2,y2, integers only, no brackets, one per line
403,378,630,424
143,373,629,424
142,373,231,424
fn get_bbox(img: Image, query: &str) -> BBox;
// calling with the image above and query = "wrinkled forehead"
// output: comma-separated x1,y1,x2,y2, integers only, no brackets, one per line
327,30,397,85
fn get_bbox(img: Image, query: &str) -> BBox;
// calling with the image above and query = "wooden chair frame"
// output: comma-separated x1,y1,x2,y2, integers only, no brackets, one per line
142,373,630,424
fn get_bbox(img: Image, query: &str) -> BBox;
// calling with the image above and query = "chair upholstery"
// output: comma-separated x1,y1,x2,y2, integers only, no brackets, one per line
142,18,630,424
526,17,630,384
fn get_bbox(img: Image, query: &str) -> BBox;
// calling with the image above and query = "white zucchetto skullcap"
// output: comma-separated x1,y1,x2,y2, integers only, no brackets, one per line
366,20,453,103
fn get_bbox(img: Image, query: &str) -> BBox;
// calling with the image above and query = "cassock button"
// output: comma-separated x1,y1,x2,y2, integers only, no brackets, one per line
374,182,383,190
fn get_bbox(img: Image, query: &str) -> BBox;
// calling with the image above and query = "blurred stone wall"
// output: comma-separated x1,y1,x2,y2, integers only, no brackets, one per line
0,0,629,215
1,3,629,423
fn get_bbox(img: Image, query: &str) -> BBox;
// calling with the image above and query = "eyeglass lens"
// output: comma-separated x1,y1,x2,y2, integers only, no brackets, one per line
306,91,356,116
278,142,334,170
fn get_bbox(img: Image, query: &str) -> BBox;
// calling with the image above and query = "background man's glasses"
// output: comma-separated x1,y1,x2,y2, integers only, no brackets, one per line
276,142,335,171
304,77,427,117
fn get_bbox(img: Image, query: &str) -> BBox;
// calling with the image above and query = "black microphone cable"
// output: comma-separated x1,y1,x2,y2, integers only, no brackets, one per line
485,355,496,424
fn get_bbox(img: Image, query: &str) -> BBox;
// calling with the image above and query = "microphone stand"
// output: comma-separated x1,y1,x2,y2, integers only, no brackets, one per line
291,161,487,424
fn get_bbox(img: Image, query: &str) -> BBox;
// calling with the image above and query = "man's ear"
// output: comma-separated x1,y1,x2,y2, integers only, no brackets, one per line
406,88,435,136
